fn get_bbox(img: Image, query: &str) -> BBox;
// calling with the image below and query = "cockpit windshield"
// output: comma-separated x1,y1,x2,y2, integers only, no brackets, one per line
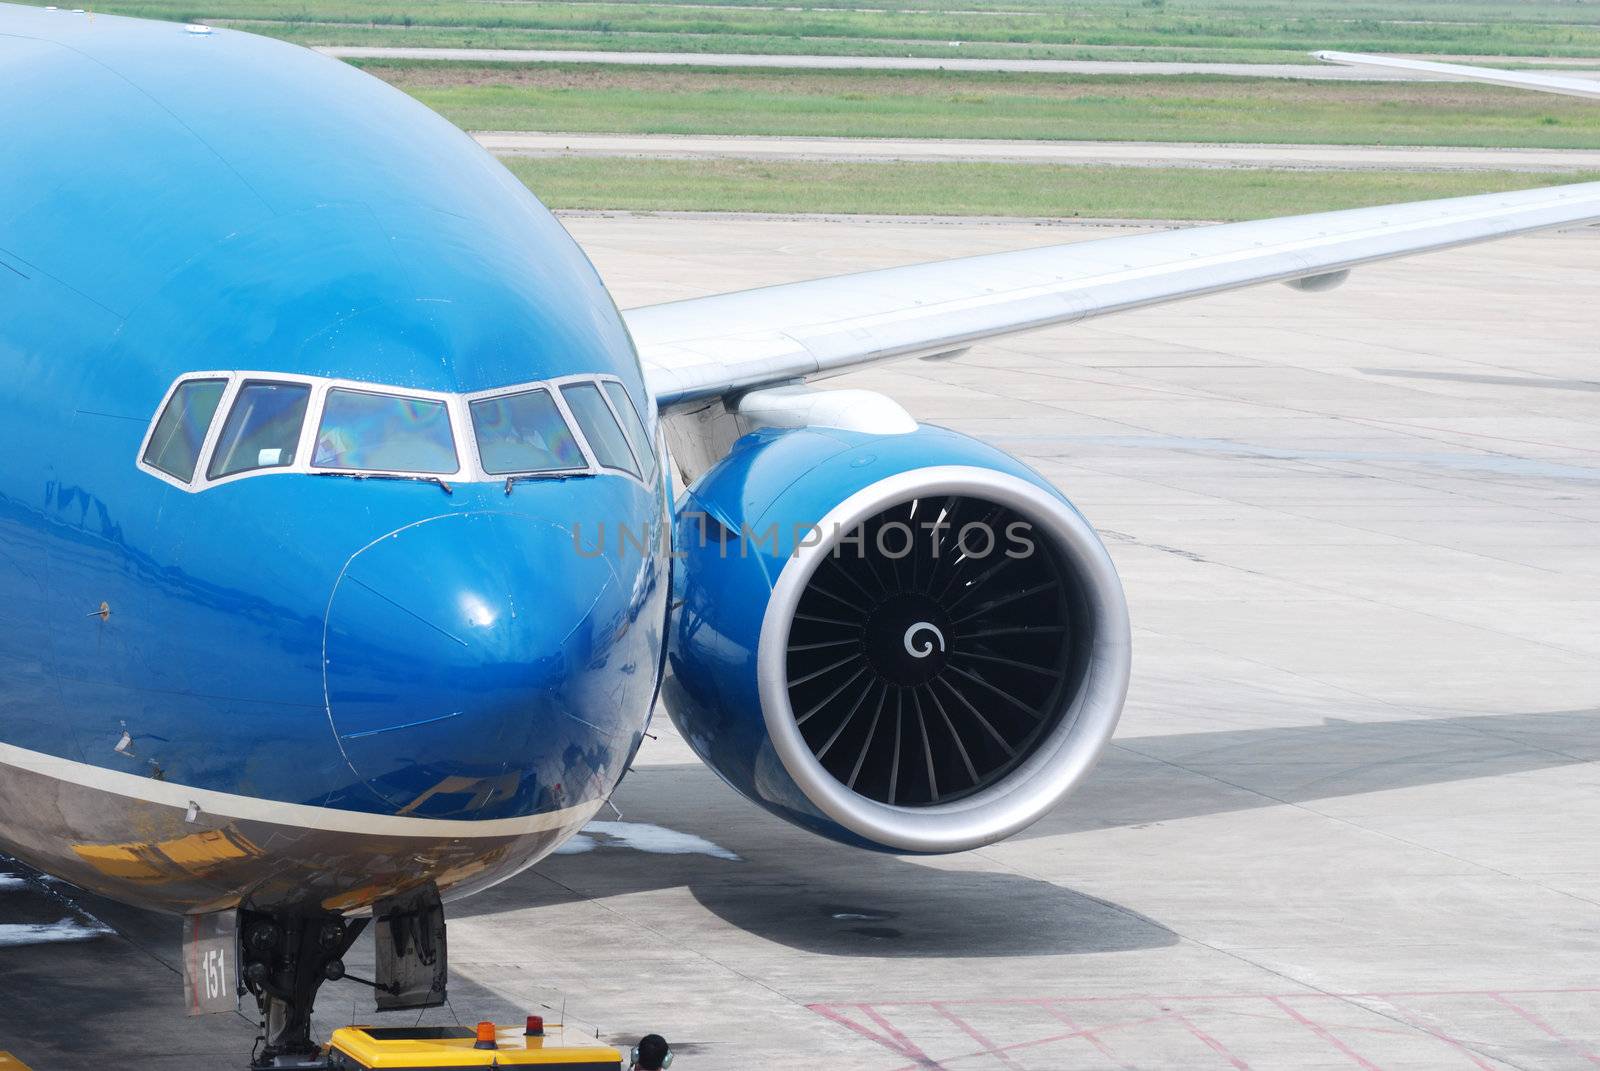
561,381,641,479
209,381,310,479
314,389,457,474
142,377,226,482
138,371,656,492
469,388,586,476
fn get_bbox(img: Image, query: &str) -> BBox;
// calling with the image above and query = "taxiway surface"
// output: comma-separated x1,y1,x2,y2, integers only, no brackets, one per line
2,214,1597,1070
476,132,1600,173
320,45,1600,83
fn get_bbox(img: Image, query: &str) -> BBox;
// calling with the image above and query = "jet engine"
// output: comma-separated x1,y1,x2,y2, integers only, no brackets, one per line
663,423,1130,853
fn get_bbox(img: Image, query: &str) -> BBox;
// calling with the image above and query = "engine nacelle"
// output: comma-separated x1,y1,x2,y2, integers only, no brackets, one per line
663,424,1130,854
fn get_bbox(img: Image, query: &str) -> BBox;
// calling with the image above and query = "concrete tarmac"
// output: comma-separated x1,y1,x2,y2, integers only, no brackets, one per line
319,45,1600,82
3,214,1599,1070
476,131,1600,173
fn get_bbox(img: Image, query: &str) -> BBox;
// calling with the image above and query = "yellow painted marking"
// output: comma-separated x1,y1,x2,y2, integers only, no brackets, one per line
0,1052,36,1070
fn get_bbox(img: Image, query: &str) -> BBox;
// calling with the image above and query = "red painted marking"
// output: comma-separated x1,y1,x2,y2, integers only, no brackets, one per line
815,987,1600,1009
930,1002,1022,1070
1270,997,1384,1071
1165,1008,1253,1070
1361,1001,1499,1071
880,1015,1173,1071
1490,992,1600,1066
809,1004,939,1068
1039,1003,1135,1069
812,988,1600,1070
861,1005,942,1069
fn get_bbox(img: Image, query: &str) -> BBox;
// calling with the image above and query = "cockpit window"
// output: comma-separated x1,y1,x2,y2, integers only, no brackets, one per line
561,382,640,478
314,388,457,474
143,378,226,482
141,371,660,490
469,388,586,475
208,381,311,479
601,380,656,482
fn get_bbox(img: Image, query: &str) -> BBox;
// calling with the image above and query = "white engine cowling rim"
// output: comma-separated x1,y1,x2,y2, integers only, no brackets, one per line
756,465,1131,853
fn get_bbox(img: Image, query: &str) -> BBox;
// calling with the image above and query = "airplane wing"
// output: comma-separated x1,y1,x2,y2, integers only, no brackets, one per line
629,182,1600,412
1315,50,1600,101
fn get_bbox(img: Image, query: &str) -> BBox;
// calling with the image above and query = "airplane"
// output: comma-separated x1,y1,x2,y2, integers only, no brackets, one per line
2,5,1597,1065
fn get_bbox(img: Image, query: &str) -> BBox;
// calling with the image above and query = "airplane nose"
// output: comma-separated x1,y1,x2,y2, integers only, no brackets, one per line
322,512,624,815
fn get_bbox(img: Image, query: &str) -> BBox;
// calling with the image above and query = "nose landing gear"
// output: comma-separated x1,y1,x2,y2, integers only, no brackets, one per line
235,887,448,1069
241,910,368,1068
188,888,623,1070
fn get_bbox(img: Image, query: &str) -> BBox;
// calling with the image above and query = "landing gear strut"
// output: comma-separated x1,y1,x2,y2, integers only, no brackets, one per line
241,910,368,1068
236,887,449,1069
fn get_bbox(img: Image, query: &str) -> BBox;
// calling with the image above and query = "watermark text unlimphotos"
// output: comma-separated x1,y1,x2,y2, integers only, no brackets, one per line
573,512,1036,561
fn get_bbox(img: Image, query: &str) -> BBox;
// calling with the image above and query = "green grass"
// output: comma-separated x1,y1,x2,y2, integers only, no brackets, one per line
502,157,1600,219
49,0,1600,59
366,63,1600,149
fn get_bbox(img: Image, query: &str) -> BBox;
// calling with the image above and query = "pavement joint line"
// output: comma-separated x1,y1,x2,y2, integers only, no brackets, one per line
972,800,1561,1069
1036,1003,1136,1069
1109,737,1600,916
806,1004,922,1064
929,1001,1025,1070
823,988,1600,1007
1163,1007,1254,1069
813,989,1600,1069
833,994,1546,1071
1078,318,1600,534
1360,997,1526,1071
1488,993,1600,1066
875,1012,1175,1071
1060,433,1600,664
964,834,1408,1042
508,867,814,1020
1295,322,1596,388
1269,996,1388,1070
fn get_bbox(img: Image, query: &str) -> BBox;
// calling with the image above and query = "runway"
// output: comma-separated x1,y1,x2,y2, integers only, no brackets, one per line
477,131,1600,172
319,44,1600,82
3,214,1599,1069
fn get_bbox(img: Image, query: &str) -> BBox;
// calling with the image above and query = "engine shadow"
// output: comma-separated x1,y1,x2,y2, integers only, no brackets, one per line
460,706,1599,957
460,778,1177,958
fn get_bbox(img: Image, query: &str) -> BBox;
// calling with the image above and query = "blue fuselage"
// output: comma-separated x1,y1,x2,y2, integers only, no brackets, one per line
0,5,669,912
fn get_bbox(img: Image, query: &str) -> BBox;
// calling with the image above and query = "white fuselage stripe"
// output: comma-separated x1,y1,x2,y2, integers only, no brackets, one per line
0,741,605,838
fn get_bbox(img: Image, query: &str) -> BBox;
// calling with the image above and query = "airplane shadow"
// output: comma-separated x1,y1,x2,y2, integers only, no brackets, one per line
1022,705,1600,839
467,807,1178,959
1361,367,1600,393
456,706,1600,958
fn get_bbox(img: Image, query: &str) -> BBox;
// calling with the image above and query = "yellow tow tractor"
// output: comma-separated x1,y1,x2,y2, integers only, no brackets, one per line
325,1017,623,1070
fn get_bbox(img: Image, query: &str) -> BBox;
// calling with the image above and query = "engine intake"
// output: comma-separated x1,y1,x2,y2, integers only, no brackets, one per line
780,493,1084,808
665,425,1129,854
